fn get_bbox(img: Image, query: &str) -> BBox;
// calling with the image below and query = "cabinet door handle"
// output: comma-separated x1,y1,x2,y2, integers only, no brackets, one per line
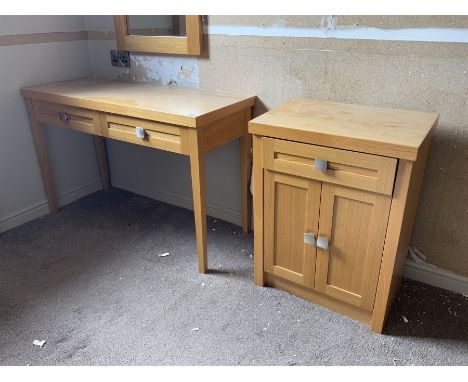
135,126,146,138
303,232,316,246
315,158,328,173
316,236,329,250
59,111,70,121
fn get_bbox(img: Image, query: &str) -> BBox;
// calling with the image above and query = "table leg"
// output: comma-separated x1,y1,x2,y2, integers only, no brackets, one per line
24,98,58,214
240,109,252,233
188,129,208,273
94,136,111,190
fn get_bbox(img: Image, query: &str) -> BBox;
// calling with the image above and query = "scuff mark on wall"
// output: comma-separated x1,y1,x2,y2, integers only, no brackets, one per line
116,54,199,88
320,15,336,33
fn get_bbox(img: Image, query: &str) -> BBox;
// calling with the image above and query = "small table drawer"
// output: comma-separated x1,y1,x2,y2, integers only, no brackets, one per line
32,100,101,135
263,137,397,195
100,113,188,154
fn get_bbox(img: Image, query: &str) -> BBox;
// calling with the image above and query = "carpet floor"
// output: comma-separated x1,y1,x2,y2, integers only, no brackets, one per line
0,189,467,365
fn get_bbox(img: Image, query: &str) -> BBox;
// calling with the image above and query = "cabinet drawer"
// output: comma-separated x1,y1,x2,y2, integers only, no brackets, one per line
263,138,397,195
32,100,101,135
100,114,188,154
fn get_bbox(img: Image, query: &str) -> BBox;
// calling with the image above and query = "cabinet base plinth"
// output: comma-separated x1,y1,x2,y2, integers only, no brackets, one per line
264,273,372,326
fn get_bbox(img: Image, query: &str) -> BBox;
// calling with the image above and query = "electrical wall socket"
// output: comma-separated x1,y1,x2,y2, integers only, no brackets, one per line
110,50,130,68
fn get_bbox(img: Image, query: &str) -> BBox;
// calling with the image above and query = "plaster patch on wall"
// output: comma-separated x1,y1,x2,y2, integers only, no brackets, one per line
116,55,199,88
207,24,468,43
320,16,337,33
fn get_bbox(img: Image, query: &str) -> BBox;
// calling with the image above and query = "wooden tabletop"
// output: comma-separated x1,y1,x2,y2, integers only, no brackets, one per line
249,99,438,161
21,78,256,128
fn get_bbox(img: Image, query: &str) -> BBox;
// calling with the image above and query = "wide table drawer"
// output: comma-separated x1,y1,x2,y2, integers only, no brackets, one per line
263,137,397,195
100,114,188,154
32,100,101,135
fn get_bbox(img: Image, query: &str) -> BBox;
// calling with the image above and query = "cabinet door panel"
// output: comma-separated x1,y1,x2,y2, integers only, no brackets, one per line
264,170,321,288
315,184,391,310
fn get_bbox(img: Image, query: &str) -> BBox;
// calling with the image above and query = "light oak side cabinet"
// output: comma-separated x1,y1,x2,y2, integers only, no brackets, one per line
248,99,438,333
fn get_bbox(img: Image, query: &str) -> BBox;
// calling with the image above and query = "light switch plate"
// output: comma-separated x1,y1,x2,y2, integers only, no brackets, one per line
110,50,130,68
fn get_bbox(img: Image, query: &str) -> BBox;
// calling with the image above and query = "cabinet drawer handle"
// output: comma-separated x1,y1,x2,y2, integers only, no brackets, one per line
303,232,316,246
59,111,70,121
315,158,328,173
316,236,329,250
135,127,146,138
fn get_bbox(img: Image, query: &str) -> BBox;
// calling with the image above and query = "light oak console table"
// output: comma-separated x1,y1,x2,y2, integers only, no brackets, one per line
21,78,256,273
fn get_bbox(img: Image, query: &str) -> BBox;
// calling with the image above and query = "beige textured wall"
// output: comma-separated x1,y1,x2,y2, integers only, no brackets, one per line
198,33,468,277
83,15,468,277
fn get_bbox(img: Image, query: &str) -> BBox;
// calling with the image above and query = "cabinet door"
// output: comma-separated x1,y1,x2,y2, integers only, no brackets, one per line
264,170,321,288
315,183,391,310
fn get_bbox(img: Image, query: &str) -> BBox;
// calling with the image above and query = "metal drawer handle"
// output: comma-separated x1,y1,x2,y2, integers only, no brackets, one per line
315,158,328,173
304,232,316,246
135,127,146,138
317,236,329,250
59,111,70,121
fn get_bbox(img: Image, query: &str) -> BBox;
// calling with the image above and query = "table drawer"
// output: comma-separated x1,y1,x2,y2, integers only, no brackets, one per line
100,114,188,154
32,100,101,135
263,137,397,195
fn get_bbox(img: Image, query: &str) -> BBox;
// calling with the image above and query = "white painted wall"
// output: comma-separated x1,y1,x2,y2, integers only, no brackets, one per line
0,16,101,232
0,15,86,35
83,15,114,32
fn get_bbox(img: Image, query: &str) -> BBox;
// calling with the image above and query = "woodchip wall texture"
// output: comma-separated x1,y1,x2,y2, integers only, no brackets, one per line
82,15,468,277
197,16,468,277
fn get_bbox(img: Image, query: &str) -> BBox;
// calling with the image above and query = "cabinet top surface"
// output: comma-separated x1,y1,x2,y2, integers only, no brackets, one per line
21,77,256,127
249,99,438,160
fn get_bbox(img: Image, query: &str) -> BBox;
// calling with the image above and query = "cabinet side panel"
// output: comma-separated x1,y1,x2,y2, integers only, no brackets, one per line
371,134,431,333
253,135,265,286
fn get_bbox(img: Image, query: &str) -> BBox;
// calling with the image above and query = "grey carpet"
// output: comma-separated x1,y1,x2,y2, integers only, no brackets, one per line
0,189,467,365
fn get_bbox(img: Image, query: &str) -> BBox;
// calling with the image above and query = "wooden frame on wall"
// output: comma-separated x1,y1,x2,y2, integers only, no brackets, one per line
113,16,204,56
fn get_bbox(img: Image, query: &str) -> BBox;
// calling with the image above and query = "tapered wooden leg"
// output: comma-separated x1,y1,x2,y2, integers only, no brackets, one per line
240,108,252,233
94,136,110,190
252,134,265,286
24,98,58,214
188,129,208,273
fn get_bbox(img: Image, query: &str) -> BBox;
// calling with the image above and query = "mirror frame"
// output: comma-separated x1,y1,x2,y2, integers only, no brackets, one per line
114,15,203,56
